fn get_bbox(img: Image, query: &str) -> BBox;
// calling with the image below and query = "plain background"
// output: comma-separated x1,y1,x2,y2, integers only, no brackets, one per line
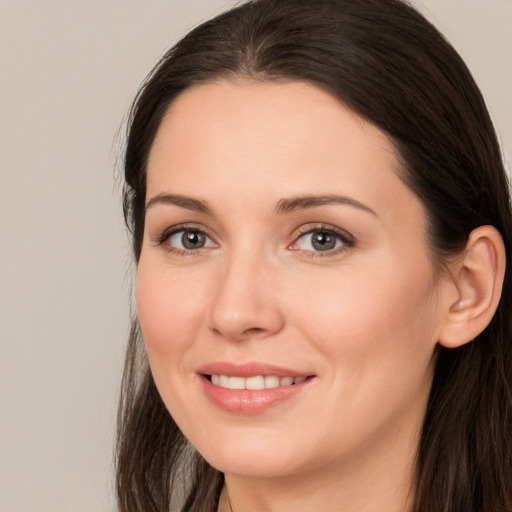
1,1,510,511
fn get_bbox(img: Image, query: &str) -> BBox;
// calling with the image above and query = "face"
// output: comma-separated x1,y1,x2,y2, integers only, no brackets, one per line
137,80,450,480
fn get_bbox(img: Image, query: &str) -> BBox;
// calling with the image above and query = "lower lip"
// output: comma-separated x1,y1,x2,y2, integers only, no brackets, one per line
200,375,313,415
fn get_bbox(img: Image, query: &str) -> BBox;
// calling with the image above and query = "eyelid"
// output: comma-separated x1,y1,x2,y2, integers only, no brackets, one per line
153,223,218,253
151,222,355,256
288,223,356,255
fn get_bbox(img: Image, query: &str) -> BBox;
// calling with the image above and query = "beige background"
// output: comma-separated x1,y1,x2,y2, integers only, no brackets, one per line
1,1,510,511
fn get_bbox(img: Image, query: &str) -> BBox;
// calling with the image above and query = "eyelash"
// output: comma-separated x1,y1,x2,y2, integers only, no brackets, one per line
154,223,217,256
153,223,355,257
289,224,355,257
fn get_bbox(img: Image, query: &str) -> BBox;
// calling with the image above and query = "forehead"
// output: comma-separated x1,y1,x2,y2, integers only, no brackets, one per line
146,79,423,232
149,79,395,164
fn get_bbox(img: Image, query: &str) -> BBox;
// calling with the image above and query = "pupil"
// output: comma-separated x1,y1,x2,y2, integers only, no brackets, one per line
182,231,205,249
312,231,335,251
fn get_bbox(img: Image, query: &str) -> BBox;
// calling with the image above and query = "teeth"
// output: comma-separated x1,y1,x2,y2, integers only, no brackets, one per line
209,375,308,390
280,376,293,386
245,375,264,390
265,375,280,388
228,376,245,390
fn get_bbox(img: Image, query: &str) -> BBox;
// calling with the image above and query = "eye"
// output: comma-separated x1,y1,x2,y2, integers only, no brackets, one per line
291,227,354,254
159,228,216,252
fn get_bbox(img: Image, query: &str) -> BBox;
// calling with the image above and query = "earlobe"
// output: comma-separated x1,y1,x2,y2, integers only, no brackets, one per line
438,225,506,349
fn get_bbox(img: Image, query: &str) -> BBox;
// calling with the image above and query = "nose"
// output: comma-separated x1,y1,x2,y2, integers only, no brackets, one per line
207,251,285,341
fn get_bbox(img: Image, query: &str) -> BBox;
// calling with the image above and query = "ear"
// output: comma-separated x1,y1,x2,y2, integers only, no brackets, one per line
438,225,506,349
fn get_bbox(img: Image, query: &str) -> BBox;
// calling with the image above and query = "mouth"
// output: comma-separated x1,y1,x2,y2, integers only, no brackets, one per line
197,363,316,414
206,374,308,390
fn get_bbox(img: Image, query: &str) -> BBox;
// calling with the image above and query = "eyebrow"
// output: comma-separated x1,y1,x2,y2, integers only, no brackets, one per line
274,194,377,217
145,192,377,218
145,193,212,214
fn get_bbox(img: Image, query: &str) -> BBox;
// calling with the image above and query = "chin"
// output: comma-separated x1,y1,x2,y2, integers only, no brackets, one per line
206,455,300,479
194,434,308,478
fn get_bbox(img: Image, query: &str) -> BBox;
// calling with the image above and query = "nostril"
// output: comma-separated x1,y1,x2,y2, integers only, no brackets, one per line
244,327,265,335
210,325,267,340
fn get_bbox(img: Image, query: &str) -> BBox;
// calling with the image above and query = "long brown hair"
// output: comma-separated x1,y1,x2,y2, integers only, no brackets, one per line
117,1,512,511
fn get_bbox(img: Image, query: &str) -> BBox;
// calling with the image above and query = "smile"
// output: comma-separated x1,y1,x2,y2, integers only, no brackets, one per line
209,375,307,390
198,363,315,414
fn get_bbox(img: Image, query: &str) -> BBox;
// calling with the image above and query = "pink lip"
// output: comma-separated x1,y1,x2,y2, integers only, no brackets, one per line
197,362,315,415
197,361,310,378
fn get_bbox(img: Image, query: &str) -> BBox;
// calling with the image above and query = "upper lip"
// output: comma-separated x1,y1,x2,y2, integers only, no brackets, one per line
197,362,312,378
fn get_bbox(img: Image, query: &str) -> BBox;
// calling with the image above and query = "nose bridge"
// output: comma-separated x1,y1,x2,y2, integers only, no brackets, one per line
208,240,283,340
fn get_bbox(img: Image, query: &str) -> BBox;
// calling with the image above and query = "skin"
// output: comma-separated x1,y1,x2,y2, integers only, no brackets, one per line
136,80,458,512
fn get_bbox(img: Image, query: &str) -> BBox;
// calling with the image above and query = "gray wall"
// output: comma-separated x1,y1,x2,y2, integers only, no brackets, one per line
1,1,510,511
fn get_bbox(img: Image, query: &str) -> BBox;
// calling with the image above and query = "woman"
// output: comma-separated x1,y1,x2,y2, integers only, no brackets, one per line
116,0,512,511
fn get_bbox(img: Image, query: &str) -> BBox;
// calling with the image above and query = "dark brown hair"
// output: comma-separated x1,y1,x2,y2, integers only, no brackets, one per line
117,1,512,511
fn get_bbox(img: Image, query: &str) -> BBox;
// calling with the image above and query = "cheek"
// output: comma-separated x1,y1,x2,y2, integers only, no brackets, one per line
288,260,440,374
135,260,214,430
289,265,440,445
136,261,207,361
